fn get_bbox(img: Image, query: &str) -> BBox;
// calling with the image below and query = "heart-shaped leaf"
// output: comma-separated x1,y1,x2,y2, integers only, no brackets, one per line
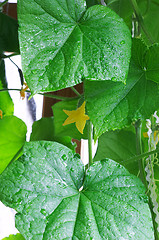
0,141,154,239
0,116,27,174
85,39,159,138
18,0,131,94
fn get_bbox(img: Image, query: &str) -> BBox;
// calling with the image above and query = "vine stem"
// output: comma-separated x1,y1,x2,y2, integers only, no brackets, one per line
88,120,93,168
135,120,147,187
0,0,8,7
1,53,19,59
0,88,79,101
123,148,159,164
135,120,158,239
71,87,81,97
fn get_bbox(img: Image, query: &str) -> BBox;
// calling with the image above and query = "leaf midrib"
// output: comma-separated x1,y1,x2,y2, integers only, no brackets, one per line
33,0,76,23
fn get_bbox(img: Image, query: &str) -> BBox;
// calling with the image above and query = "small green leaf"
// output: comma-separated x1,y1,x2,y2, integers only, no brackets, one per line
0,116,27,174
85,39,159,138
2,233,25,240
0,13,19,53
0,59,14,116
93,129,139,175
0,141,154,239
18,0,131,93
30,117,76,151
52,99,88,140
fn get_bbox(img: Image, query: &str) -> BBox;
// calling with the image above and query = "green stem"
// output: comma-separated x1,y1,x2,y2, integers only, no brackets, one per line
135,120,147,187
123,148,159,164
71,87,81,97
0,0,8,7
88,120,93,168
130,0,154,44
43,93,79,101
0,88,79,101
1,53,19,59
135,120,158,239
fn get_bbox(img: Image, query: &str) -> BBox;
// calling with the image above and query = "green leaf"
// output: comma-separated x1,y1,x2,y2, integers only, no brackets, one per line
138,0,159,44
0,116,27,174
30,117,76,151
52,99,88,140
0,13,19,53
0,141,154,239
86,0,101,7
0,59,14,116
106,0,133,29
85,39,159,138
93,129,139,175
144,44,159,84
18,1,131,94
2,233,25,240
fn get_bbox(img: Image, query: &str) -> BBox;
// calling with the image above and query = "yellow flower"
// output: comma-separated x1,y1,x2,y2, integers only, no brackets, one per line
20,83,29,100
143,131,159,144
63,101,89,134
0,110,2,119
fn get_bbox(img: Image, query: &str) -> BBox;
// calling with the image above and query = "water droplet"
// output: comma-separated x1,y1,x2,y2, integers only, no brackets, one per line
62,154,67,161
111,77,116,81
40,209,47,216
120,40,125,45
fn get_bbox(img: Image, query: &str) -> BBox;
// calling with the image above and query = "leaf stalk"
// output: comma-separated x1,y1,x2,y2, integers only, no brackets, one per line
88,120,93,168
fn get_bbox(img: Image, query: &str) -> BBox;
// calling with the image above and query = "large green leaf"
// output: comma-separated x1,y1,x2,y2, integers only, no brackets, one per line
93,129,139,175
0,116,27,174
0,13,19,53
0,141,154,239
30,117,76,150
0,59,14,116
85,39,159,138
2,234,25,240
18,0,131,94
52,99,88,140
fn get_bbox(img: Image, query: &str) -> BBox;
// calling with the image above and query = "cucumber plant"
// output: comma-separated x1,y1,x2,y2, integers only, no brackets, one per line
1,0,159,239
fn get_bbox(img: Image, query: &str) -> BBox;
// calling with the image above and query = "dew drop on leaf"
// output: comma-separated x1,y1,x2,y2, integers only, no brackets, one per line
62,154,67,161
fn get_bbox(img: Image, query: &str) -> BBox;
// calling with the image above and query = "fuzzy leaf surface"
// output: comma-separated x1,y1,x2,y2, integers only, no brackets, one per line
18,0,131,94
85,39,159,138
0,141,154,239
0,116,27,174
